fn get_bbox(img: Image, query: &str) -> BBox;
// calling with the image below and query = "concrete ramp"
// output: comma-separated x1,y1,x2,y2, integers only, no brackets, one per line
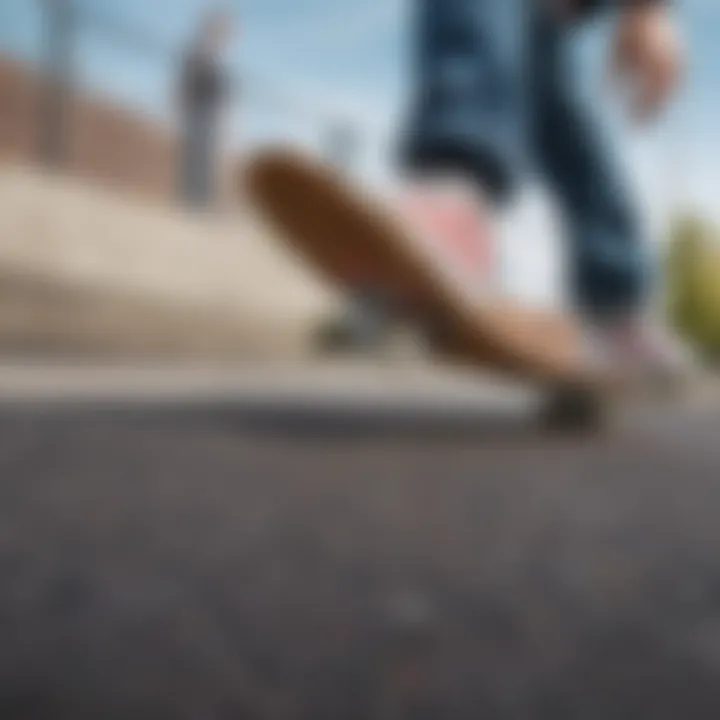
0,165,340,358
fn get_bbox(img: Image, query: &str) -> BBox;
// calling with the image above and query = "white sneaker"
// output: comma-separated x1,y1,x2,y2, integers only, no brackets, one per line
330,174,498,352
393,175,499,301
583,315,697,386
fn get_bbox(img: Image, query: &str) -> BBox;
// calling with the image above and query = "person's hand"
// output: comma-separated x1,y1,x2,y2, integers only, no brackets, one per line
609,6,685,122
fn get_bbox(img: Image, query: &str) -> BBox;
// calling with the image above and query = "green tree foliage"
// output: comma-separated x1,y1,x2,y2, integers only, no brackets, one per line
667,216,720,362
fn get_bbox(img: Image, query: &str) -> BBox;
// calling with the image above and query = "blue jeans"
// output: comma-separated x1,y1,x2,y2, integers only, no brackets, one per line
403,0,647,317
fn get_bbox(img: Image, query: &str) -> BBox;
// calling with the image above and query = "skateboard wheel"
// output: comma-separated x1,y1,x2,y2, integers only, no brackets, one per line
542,385,607,432
378,323,432,364
314,290,395,356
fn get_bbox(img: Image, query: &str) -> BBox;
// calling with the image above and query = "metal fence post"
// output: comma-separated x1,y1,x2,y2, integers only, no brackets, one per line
38,0,76,169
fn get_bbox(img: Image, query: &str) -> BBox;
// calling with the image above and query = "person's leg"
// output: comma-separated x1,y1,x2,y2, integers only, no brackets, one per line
402,0,529,202
528,5,647,319
528,6,694,378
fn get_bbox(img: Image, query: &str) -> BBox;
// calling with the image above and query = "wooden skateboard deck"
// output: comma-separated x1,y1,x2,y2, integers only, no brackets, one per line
246,148,593,388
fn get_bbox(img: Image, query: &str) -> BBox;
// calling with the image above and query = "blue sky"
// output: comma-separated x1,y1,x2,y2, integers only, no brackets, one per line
1,0,718,302
1,0,716,192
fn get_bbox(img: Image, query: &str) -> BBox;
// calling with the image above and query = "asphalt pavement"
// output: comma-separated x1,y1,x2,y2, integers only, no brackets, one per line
1,361,720,719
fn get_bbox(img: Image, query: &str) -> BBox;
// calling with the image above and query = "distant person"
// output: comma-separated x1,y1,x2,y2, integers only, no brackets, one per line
178,9,235,210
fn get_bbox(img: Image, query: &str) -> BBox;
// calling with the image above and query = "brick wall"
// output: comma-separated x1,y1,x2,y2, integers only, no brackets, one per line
0,54,179,202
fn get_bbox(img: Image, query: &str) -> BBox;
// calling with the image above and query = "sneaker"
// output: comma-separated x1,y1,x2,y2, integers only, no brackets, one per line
583,315,697,387
329,174,497,352
394,175,498,299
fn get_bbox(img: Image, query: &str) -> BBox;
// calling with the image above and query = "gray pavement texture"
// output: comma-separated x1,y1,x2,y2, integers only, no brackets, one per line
1,375,720,719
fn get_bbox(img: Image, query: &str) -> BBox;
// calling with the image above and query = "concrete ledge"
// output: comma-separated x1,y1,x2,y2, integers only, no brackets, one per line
0,165,340,358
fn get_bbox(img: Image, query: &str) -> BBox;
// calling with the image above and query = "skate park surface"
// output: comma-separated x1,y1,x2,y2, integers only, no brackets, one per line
2,163,720,718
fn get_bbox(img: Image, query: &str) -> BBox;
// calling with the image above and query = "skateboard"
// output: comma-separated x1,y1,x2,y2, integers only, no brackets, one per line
245,148,610,430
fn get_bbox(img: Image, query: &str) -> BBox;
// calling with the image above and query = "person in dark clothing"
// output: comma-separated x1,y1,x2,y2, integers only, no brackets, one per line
179,9,234,210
